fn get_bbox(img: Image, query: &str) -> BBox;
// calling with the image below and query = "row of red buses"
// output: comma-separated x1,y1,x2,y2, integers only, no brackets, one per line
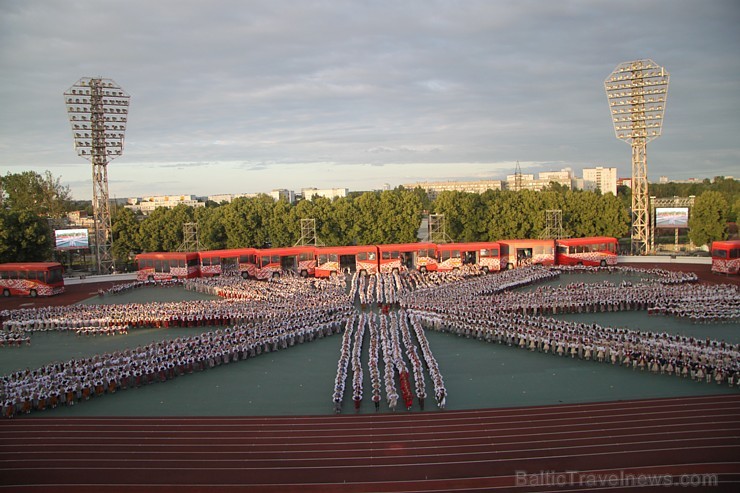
0,262,65,297
711,240,740,275
135,237,619,281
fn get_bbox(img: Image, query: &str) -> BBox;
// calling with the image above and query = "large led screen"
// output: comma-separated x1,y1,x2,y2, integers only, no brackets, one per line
55,228,89,250
655,207,689,228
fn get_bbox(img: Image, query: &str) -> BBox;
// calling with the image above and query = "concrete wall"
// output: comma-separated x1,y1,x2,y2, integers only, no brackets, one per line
617,255,711,265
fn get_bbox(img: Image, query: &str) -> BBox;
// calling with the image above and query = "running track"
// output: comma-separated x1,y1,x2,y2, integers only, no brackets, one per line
1,394,739,492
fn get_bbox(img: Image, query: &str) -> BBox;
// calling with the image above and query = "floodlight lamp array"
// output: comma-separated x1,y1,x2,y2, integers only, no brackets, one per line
605,59,669,144
64,77,130,161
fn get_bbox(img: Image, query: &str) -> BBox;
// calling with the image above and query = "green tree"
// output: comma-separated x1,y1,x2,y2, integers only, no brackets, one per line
0,209,53,262
331,196,360,245
688,191,728,246
353,192,384,245
222,195,274,248
196,206,227,251
269,198,297,247
1,170,72,218
111,207,140,268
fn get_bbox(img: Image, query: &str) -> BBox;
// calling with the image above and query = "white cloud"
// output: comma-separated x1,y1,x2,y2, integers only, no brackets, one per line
0,0,738,200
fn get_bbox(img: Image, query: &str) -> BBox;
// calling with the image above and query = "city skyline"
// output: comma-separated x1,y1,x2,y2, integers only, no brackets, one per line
1,0,739,201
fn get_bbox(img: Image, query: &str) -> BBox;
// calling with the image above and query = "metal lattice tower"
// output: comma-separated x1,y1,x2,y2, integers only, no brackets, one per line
540,209,565,239
295,218,322,246
178,222,201,252
64,77,130,274
428,214,452,243
513,160,523,192
605,60,669,255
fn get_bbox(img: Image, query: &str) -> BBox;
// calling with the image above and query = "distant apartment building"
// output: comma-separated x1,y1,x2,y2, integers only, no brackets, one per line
403,180,503,199
505,168,575,191
125,194,206,214
582,167,617,195
301,187,348,201
208,193,258,204
270,189,296,203
66,210,95,229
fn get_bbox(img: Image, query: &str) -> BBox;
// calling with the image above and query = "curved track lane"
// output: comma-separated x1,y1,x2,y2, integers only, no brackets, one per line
1,394,739,492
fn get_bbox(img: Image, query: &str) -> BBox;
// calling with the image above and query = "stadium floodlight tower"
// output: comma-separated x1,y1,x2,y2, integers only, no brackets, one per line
64,77,130,274
605,59,669,255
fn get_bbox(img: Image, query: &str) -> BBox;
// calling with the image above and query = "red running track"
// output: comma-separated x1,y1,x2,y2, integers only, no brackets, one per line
1,394,739,492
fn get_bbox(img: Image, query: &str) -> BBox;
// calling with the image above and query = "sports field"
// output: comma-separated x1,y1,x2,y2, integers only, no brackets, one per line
2,271,736,417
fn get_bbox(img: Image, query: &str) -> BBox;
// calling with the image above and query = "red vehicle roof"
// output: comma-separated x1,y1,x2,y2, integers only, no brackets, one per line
0,262,63,270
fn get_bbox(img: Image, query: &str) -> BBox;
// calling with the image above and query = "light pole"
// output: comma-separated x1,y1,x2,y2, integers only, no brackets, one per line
64,77,130,274
605,60,669,255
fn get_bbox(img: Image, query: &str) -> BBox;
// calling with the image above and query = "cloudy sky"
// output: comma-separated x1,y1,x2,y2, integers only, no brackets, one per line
1,0,738,200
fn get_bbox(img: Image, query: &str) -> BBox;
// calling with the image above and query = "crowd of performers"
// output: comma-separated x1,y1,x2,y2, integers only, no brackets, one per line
400,266,740,388
1,277,353,418
332,309,447,413
1,263,738,418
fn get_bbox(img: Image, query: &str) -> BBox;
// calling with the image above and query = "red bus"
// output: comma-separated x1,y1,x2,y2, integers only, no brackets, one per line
711,240,740,275
499,239,555,270
199,248,258,279
555,237,618,267
0,262,65,297
135,252,200,281
255,246,316,279
436,241,501,273
377,243,437,274
314,245,379,277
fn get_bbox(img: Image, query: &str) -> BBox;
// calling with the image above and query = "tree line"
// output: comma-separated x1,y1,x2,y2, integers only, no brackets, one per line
1,171,736,266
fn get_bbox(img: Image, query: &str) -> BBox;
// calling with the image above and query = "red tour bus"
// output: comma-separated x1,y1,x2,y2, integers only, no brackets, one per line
377,243,437,274
555,237,619,267
135,252,200,281
711,240,740,275
199,248,258,279
0,262,65,297
436,241,501,273
255,246,316,279
314,245,379,277
499,239,555,270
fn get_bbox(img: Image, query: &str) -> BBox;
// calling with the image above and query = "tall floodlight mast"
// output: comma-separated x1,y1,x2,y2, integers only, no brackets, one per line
605,60,669,255
64,77,130,274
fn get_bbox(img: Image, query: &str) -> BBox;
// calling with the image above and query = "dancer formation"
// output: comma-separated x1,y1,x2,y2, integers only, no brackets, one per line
1,264,738,417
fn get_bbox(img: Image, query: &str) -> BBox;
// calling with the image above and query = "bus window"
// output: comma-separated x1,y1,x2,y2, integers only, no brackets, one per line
732,249,740,259
48,269,63,283
382,251,391,260
1,271,9,279
329,253,338,262
271,255,280,264
368,251,376,260
358,252,367,261
299,252,312,261
391,251,399,259
713,249,728,259
261,256,270,266
319,254,328,264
